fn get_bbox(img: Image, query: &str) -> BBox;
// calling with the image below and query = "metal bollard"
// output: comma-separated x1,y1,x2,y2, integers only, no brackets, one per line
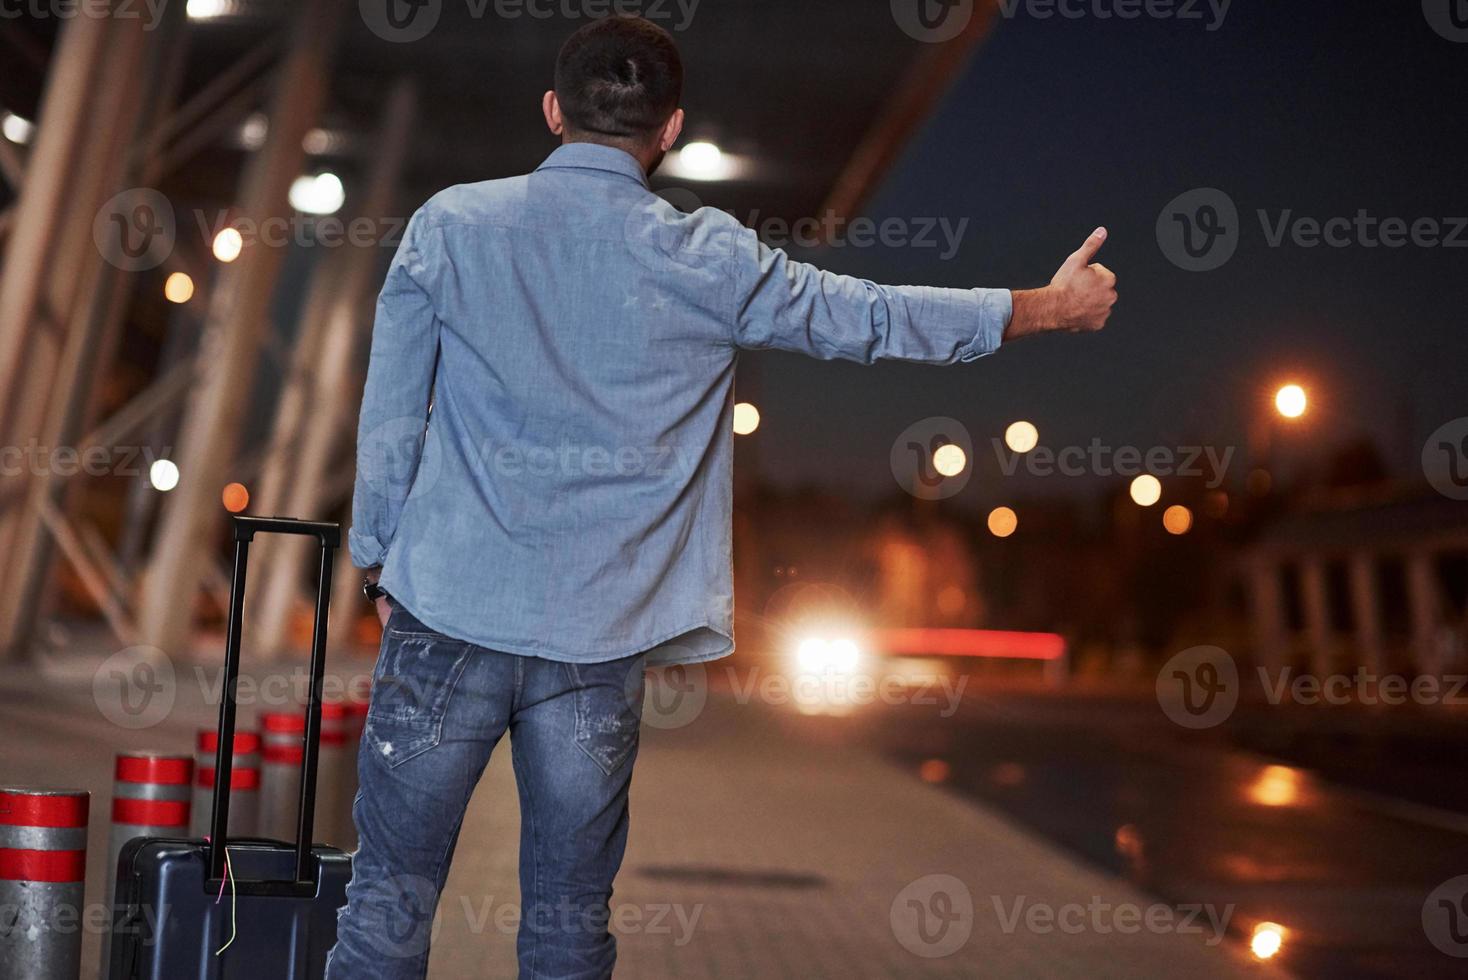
0,787,89,980
258,711,305,841
192,730,260,837
108,753,191,884
105,753,191,969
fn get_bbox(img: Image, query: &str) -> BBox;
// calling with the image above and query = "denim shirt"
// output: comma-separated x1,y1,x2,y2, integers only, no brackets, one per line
349,143,1011,666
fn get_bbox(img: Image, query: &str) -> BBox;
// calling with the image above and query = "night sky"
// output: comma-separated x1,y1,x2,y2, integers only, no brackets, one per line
748,0,1468,508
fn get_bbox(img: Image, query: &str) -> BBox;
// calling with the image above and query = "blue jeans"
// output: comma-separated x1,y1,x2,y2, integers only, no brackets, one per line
326,600,646,979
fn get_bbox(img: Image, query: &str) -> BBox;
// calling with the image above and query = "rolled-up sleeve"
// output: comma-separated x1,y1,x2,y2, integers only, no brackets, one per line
348,211,442,569
727,223,1010,364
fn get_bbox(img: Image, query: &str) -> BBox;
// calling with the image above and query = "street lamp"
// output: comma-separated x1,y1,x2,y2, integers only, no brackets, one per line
1274,384,1307,419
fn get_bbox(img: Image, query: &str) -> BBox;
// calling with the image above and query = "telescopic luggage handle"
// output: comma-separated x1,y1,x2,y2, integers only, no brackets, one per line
208,515,341,891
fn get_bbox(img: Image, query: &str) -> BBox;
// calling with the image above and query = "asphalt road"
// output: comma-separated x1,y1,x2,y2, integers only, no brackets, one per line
824,677,1468,979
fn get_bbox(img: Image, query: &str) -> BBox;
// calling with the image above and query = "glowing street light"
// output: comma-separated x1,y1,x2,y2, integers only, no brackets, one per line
1129,474,1162,507
674,140,736,181
1250,922,1286,960
1274,383,1307,419
732,402,760,435
1004,420,1039,453
933,443,967,477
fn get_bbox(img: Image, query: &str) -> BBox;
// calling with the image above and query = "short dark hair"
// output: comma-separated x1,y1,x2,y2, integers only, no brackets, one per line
554,16,683,140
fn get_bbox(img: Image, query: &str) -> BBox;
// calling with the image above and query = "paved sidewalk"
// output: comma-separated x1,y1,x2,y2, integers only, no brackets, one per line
432,691,1289,978
0,650,1290,978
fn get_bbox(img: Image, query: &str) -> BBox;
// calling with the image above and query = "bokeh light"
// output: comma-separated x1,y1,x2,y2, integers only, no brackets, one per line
1004,420,1039,453
1162,504,1193,535
1250,922,1286,960
1274,383,1307,419
732,402,760,435
221,482,250,513
212,227,244,263
163,272,195,304
933,443,967,477
1129,474,1162,507
987,506,1018,538
148,459,180,492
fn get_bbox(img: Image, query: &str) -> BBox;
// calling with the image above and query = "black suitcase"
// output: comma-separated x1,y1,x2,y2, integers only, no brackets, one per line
109,516,353,979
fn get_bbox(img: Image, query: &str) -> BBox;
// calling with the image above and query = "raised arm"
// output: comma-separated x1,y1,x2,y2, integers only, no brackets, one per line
729,224,1116,360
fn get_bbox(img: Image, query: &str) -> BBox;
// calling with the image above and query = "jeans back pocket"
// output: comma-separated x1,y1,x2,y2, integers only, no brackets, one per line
365,614,473,768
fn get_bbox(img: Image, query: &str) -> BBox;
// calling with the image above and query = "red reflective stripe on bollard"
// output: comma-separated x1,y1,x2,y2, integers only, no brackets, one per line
263,745,305,764
196,767,261,790
198,730,262,753
115,755,192,785
111,797,189,827
262,713,306,733
319,732,347,746
0,847,87,882
0,790,89,828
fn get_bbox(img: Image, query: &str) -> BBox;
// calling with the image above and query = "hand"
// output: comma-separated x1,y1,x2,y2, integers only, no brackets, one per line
375,596,392,629
1050,227,1117,331
1006,227,1118,340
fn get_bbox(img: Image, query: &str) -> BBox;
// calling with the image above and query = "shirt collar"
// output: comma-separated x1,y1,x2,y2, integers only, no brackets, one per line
535,143,650,189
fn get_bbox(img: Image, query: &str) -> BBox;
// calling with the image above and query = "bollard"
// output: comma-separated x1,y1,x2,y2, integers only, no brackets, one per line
105,753,191,969
0,787,89,980
338,693,369,849
258,711,305,841
192,729,260,837
109,752,192,883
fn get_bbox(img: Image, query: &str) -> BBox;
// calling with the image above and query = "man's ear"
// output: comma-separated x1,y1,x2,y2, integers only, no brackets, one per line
659,109,685,152
543,91,564,136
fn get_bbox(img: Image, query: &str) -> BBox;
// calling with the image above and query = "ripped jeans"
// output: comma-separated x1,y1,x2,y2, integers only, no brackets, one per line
326,599,646,980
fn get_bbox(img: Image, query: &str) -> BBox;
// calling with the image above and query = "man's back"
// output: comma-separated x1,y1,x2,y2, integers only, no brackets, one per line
350,142,1010,666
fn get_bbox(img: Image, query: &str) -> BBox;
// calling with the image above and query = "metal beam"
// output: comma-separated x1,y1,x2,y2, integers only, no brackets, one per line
250,78,418,658
817,1,998,231
139,0,344,659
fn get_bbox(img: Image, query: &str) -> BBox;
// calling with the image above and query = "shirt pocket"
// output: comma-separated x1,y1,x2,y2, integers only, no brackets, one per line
365,625,473,769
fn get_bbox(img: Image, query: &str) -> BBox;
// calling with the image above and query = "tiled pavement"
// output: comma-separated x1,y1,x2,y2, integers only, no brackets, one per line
1,650,1290,979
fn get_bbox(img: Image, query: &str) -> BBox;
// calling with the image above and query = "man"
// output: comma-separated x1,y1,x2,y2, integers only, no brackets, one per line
329,14,1115,979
